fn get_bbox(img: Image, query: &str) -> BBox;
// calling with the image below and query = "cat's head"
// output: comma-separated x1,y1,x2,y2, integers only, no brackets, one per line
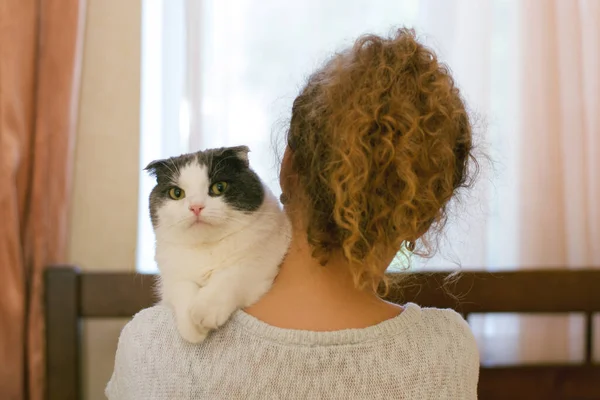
145,146,265,244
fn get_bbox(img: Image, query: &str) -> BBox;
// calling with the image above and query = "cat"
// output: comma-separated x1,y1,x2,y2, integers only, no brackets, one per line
145,145,291,343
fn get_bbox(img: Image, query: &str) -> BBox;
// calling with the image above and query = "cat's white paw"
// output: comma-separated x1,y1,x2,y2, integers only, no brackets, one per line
190,291,236,330
176,312,209,343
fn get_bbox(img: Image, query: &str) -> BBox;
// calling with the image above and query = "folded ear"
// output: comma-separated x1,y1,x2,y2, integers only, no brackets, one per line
227,145,250,167
144,158,169,178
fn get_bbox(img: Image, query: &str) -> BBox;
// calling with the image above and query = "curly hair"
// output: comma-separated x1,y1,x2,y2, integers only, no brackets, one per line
285,28,477,291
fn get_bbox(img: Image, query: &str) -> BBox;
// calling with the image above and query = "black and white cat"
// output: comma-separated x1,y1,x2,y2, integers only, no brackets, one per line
145,146,291,343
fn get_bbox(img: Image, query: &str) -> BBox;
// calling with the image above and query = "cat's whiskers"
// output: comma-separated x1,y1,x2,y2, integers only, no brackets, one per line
211,155,238,178
208,151,214,172
161,159,178,177
219,211,283,220
170,158,182,179
212,215,279,229
155,208,284,233
155,215,195,231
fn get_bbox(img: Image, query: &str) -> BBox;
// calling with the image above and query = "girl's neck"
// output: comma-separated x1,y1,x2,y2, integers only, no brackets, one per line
244,232,403,331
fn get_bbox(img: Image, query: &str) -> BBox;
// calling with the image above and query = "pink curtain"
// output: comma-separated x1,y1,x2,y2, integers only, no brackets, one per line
414,0,599,364
517,0,600,362
0,0,85,399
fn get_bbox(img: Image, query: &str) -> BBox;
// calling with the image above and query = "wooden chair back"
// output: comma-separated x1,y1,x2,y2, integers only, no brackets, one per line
45,267,600,400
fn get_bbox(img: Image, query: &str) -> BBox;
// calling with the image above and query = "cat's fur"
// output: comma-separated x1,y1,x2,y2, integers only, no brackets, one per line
145,146,291,343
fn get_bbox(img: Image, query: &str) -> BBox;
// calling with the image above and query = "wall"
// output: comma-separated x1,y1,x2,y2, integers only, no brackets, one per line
67,0,141,398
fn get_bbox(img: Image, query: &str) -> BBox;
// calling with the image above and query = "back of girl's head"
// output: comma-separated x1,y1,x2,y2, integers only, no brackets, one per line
285,28,477,290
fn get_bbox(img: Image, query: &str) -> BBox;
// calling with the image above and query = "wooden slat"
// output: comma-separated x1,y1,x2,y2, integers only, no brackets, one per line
45,267,80,400
75,269,600,316
79,272,158,317
478,366,600,400
385,270,600,313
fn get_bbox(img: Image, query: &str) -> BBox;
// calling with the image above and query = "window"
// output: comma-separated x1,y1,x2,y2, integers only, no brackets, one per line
136,0,593,367
137,0,519,273
137,0,423,272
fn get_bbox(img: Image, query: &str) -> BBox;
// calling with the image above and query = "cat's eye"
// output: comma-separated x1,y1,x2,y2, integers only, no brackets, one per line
168,187,185,200
210,181,228,196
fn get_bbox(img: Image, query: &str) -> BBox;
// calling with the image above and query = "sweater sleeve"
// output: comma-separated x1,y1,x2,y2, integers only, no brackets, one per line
105,306,201,399
455,312,480,399
105,306,175,399
105,318,143,400
424,307,481,399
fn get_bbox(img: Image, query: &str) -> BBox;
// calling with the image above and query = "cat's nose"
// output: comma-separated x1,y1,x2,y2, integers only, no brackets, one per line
189,205,204,216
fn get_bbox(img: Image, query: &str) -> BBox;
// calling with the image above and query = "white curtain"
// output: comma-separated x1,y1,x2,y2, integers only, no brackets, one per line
182,0,423,192
139,0,600,363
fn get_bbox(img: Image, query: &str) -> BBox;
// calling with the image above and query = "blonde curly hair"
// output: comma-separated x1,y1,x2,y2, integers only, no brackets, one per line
285,28,476,290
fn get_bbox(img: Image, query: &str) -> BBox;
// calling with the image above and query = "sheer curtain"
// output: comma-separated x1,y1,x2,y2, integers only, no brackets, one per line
516,0,600,364
137,0,422,270
156,0,521,271
417,0,600,364
137,0,600,364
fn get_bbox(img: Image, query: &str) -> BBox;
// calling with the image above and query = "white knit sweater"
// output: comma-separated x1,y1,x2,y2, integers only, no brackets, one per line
106,303,479,399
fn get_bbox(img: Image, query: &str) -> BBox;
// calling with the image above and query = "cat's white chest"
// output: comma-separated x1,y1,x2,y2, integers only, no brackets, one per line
155,244,228,285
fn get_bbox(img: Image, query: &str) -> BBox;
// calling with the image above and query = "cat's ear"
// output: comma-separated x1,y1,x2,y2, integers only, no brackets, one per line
228,146,250,167
144,158,168,178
